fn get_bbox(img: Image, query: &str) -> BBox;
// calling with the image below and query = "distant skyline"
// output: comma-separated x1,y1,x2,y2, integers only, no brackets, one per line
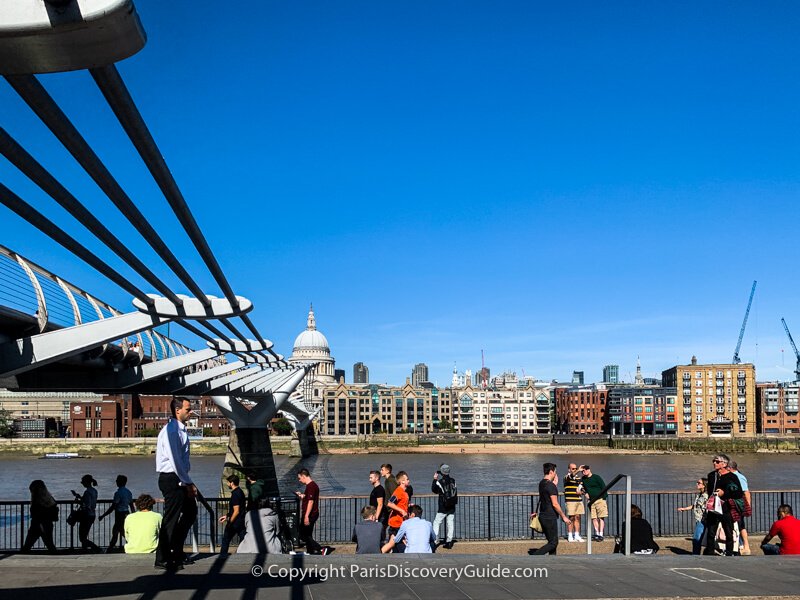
2,2,800,386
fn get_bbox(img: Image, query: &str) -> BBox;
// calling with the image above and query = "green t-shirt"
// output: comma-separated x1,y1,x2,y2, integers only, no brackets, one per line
124,511,162,553
581,474,607,501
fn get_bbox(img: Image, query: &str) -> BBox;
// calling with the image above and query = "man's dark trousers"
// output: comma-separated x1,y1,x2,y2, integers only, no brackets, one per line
704,510,735,555
156,472,198,565
533,516,559,555
298,516,323,554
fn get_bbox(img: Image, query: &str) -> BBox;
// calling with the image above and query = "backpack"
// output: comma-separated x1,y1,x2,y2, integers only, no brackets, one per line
441,477,458,509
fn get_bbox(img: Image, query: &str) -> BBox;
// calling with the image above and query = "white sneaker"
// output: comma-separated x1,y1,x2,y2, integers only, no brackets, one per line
567,535,575,542
574,535,584,542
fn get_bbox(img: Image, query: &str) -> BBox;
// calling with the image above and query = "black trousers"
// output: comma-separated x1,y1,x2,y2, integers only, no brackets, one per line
108,511,128,548
298,515,322,554
704,510,735,555
156,472,198,565
21,518,57,552
78,516,99,551
533,517,559,555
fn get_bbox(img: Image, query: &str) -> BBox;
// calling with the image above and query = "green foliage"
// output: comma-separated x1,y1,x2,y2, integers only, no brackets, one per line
0,408,14,438
137,428,160,438
272,418,293,436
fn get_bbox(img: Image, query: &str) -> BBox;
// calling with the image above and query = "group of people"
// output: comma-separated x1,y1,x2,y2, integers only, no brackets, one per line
349,462,458,554
21,473,163,555
21,397,800,561
677,453,800,556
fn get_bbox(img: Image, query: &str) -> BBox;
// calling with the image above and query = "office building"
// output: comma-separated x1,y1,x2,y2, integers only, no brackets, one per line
411,363,429,387
602,365,619,384
353,362,369,384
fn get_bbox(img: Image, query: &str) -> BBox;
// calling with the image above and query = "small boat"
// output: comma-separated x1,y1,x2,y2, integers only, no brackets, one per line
41,452,90,459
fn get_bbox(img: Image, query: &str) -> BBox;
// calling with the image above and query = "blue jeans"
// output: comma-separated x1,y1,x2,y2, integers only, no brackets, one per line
692,520,706,555
762,543,780,555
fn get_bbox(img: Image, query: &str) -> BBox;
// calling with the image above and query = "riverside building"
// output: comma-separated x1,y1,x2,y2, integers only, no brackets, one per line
446,380,552,435
661,357,757,437
322,380,447,435
757,381,800,435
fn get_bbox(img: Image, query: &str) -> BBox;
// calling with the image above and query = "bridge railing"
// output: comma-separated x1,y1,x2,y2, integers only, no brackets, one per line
2,489,799,551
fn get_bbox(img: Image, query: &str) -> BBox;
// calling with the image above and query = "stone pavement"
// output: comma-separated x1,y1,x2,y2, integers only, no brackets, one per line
1,542,798,600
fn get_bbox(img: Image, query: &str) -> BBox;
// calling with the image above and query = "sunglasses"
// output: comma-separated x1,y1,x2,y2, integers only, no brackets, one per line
712,459,723,463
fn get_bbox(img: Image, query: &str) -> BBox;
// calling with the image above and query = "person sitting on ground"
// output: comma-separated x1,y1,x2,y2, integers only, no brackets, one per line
616,504,660,555
381,504,436,554
124,494,162,554
352,505,383,554
761,504,800,555
237,498,284,554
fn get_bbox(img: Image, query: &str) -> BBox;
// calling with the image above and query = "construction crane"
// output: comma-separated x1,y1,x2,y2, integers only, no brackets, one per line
732,280,757,364
781,318,800,381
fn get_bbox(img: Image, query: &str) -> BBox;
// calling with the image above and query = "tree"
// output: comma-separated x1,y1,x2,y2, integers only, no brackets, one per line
436,418,453,432
0,408,15,438
272,418,293,436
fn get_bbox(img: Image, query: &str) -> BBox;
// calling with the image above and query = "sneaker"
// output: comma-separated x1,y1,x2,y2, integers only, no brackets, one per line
574,535,584,542
568,536,576,543
597,535,604,542
320,547,329,556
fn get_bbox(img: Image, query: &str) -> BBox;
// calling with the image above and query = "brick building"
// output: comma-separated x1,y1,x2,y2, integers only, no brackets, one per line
757,382,800,435
555,385,608,434
662,357,756,437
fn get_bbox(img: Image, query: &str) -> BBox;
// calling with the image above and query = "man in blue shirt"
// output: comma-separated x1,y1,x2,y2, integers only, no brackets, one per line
381,505,436,554
730,460,752,555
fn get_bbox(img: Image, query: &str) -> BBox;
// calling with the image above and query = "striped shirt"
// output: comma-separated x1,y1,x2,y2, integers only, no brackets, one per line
563,473,582,502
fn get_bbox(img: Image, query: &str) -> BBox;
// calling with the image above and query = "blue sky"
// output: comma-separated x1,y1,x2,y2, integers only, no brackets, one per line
2,1,800,385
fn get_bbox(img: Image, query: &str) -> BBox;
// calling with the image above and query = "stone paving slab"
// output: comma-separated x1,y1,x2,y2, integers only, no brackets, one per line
1,552,800,600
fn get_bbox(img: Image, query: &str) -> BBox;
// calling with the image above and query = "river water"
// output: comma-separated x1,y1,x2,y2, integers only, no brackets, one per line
1,452,798,500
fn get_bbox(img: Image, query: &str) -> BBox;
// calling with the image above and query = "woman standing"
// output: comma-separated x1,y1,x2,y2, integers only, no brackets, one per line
678,477,708,554
21,480,59,553
71,474,100,552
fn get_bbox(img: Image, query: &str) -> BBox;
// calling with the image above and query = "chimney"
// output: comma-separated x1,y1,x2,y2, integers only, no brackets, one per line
691,355,697,366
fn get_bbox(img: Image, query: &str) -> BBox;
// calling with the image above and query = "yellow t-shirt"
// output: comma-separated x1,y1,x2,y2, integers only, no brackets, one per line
124,511,162,553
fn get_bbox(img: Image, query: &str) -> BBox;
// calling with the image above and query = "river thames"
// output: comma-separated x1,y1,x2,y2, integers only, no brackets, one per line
0,451,797,499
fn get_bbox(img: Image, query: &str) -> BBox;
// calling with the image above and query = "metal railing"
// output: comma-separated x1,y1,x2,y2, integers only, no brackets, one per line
2,490,799,551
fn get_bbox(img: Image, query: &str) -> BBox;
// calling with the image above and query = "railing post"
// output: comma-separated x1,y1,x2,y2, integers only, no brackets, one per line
624,476,632,556
19,502,25,551
486,495,492,540
657,493,662,537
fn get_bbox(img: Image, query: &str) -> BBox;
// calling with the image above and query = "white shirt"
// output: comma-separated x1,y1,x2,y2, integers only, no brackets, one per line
156,418,192,485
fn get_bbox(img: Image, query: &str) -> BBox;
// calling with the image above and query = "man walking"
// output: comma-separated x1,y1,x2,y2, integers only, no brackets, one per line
730,460,752,554
99,474,134,552
296,468,326,555
155,397,198,570
218,474,246,555
703,453,743,556
431,463,458,549
563,463,584,542
531,463,571,555
385,471,410,553
581,465,607,542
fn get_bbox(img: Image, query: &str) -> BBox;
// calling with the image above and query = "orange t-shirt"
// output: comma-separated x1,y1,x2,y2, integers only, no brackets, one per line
387,485,408,528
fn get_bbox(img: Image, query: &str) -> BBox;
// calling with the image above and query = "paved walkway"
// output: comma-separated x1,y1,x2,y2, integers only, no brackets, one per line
1,542,798,600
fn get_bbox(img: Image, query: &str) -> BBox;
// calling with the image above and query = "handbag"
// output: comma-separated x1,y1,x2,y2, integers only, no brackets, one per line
706,494,723,515
529,513,543,533
66,507,86,527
